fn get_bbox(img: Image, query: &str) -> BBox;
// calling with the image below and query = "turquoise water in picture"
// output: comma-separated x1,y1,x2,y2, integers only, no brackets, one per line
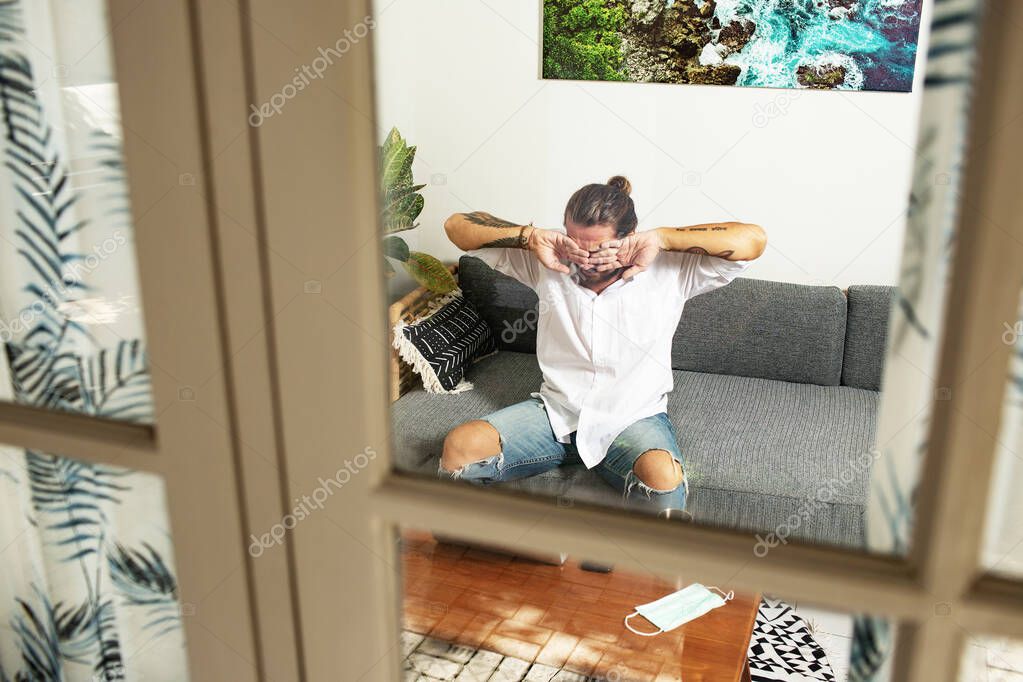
714,0,923,91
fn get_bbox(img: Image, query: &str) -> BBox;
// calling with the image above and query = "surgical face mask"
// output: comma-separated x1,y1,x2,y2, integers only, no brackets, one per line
624,583,734,636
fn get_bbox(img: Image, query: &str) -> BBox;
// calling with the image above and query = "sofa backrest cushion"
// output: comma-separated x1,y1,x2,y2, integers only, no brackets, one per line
459,256,851,386
672,278,847,386
459,255,539,353
842,285,894,391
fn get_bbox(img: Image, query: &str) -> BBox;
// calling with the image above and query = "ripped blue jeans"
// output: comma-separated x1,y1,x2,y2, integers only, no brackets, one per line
441,398,687,516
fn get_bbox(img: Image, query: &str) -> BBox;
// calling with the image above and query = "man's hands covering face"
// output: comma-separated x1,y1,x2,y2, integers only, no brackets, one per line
589,231,664,279
528,228,663,279
527,228,590,274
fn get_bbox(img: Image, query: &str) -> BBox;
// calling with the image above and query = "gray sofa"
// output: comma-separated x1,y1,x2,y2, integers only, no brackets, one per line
392,255,893,549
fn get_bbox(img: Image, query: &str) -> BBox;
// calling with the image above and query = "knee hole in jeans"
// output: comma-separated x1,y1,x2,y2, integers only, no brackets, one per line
632,449,684,491
440,420,501,472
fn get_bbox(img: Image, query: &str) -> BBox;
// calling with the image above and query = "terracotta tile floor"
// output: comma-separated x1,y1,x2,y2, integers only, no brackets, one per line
400,531,760,682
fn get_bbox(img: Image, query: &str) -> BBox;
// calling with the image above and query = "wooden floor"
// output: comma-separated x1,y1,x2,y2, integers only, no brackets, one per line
401,531,760,681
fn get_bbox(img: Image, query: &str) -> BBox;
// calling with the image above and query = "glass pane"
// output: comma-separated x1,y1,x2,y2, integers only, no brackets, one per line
981,289,1023,577
864,0,984,561
399,527,891,681
379,0,982,556
0,0,153,422
0,442,187,680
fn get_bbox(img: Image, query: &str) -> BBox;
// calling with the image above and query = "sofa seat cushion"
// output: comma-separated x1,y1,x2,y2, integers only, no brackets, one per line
391,351,544,475
391,352,877,548
665,370,877,506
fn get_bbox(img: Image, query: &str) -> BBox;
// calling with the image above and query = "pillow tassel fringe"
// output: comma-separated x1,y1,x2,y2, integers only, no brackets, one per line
393,313,475,395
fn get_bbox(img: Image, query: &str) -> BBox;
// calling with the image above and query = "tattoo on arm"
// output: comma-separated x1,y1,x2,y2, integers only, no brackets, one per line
463,211,519,228
684,246,735,259
480,236,523,248
676,225,733,258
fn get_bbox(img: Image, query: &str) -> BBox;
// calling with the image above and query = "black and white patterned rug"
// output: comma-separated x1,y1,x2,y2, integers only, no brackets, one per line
749,597,836,682
403,597,836,681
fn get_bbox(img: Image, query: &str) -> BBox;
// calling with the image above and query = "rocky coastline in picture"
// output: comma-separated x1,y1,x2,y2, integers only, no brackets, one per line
623,0,752,86
542,0,924,93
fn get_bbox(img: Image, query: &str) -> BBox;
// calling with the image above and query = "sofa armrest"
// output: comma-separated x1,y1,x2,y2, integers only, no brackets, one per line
388,264,459,402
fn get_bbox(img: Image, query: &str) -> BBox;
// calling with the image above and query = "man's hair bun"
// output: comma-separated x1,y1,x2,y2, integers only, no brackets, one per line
607,175,632,196
564,176,638,238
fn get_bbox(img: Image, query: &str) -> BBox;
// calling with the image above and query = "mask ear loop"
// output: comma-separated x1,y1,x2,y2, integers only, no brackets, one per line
624,612,663,637
708,587,735,602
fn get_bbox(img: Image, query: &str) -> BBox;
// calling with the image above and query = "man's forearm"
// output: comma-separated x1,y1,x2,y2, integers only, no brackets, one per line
444,212,533,250
655,222,766,261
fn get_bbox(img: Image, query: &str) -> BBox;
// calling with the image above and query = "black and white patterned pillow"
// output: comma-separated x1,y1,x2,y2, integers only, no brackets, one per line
392,291,496,394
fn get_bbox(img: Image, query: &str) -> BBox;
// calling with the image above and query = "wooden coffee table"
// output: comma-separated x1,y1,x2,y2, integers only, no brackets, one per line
402,531,760,681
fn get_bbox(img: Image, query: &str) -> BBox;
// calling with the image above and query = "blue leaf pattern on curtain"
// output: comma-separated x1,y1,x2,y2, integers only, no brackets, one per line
854,0,982,680
0,0,187,680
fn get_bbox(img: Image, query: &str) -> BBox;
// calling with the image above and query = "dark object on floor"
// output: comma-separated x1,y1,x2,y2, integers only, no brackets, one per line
660,508,694,522
579,560,613,573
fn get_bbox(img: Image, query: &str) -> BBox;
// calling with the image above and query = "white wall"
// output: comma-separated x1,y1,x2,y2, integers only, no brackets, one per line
373,0,931,294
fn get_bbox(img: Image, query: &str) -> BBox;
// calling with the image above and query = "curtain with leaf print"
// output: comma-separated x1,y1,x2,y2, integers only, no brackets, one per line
0,0,187,680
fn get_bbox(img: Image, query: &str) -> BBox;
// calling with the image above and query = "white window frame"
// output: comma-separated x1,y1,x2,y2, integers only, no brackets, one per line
1,0,1015,680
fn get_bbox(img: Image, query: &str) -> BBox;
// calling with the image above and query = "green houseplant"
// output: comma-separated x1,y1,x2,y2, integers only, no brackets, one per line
380,127,457,293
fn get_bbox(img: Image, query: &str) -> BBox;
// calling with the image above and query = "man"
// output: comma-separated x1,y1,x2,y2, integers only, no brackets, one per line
440,176,766,518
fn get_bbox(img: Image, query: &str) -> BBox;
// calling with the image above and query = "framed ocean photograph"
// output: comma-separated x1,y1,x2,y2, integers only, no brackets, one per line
541,0,925,91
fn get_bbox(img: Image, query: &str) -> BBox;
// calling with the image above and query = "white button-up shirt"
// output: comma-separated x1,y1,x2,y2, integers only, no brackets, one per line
469,239,749,468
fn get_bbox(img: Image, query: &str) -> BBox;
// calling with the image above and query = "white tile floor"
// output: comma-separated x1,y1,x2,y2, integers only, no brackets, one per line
402,631,588,682
789,603,854,682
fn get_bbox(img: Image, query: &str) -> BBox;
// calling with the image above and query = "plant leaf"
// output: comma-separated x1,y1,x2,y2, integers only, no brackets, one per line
108,542,181,638
379,127,425,233
382,193,424,234
379,127,413,193
11,587,61,682
402,252,456,294
26,450,130,562
382,236,410,262
77,339,153,422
